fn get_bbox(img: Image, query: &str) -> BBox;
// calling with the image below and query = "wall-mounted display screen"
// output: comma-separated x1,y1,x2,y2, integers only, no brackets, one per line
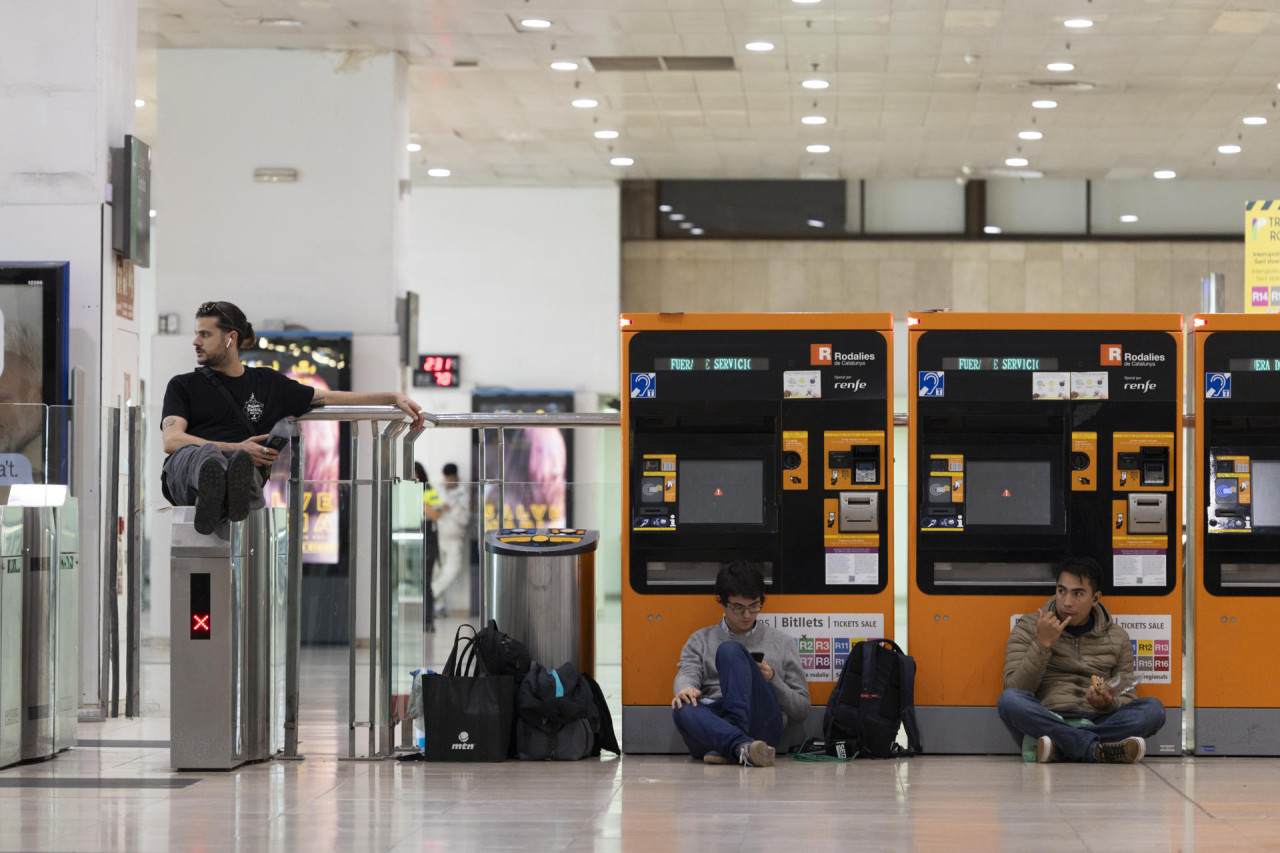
940,357,1059,371
678,460,764,524
1227,358,1280,372
965,460,1053,527
654,357,770,371
1251,461,1280,527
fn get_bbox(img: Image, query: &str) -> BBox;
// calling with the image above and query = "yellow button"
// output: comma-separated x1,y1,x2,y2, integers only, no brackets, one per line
550,537,579,543
499,536,531,543
532,535,549,542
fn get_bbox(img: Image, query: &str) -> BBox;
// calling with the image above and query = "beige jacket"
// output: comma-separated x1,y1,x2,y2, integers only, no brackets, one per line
1003,599,1137,713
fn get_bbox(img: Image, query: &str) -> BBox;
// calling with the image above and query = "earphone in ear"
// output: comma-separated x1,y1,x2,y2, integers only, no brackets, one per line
225,340,231,348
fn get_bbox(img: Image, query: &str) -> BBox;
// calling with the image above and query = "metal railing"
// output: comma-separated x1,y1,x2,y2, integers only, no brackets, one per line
282,406,619,760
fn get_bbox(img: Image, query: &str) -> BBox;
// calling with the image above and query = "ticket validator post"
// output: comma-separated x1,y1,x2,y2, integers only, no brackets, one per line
620,313,894,752
1193,313,1280,755
908,313,1183,754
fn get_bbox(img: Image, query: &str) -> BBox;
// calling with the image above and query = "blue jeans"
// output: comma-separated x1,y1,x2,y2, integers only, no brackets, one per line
672,642,784,760
997,688,1166,762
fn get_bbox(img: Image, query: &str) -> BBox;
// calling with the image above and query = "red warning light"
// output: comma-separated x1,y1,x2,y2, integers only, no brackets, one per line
1002,489,1011,498
192,613,210,633
714,488,723,496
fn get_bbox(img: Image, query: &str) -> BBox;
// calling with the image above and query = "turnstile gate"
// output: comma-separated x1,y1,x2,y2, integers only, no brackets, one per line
170,507,287,770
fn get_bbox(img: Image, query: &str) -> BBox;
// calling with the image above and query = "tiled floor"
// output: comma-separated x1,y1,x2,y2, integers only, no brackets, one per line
5,610,1280,852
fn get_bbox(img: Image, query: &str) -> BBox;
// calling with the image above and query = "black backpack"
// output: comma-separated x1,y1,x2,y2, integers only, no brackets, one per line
515,662,620,761
473,620,532,680
823,638,922,758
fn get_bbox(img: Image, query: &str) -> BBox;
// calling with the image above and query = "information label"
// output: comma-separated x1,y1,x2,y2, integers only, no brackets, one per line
1111,615,1174,684
824,546,878,585
756,612,885,682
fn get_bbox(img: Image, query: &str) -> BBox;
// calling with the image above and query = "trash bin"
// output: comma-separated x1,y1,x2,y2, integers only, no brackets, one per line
483,528,597,677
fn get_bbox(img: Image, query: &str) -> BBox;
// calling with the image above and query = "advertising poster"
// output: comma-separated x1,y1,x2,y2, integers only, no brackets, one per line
472,390,573,531
0,276,60,485
1245,200,1280,313
245,333,351,566
755,612,886,683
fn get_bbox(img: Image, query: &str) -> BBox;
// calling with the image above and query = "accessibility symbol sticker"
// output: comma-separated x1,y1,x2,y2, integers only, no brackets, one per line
630,373,656,398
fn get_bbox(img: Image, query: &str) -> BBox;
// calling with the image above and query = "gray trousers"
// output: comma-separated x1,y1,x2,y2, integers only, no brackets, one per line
162,444,267,510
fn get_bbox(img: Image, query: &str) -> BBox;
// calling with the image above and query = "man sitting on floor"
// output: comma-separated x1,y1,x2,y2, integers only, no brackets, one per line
999,556,1166,764
671,562,810,767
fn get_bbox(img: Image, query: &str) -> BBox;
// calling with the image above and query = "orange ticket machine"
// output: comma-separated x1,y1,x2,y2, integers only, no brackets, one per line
1193,313,1280,755
908,313,1183,755
621,313,894,752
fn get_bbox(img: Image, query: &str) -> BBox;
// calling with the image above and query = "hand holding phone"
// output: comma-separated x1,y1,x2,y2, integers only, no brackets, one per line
751,652,764,662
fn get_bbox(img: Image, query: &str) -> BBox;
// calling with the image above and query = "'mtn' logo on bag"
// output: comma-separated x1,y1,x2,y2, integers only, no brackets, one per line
452,730,476,750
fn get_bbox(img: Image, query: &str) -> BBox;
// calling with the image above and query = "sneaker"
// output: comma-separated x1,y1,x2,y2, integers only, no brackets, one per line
1036,735,1061,764
702,752,731,765
225,450,256,523
193,458,227,535
1094,737,1146,764
736,740,776,768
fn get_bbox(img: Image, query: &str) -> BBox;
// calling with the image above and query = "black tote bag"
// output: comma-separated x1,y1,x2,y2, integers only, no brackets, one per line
423,625,515,762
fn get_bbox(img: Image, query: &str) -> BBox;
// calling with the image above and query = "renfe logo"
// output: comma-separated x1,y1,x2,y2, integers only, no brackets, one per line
811,344,832,365
1101,345,1123,365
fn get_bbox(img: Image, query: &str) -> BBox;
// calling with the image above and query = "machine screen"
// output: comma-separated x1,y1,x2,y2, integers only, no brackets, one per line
678,460,764,524
1251,461,1280,527
965,460,1053,527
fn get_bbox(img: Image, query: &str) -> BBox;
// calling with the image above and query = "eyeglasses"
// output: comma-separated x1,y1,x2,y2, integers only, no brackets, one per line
725,602,763,616
197,301,232,323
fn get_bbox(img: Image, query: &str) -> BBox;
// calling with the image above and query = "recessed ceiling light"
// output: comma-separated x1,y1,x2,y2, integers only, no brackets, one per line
1153,170,1176,179
659,204,673,213
679,222,695,230
1219,144,1242,154
801,115,827,125
670,213,686,221
406,143,422,152
1005,157,1029,167
1064,18,1093,28
1018,130,1043,140
521,18,552,29
571,99,599,108
807,219,825,228
610,157,634,166
1031,100,1058,109
135,98,146,108
1119,215,1139,223
1243,116,1267,125
745,42,775,52
1046,62,1075,72
984,225,1002,234
550,61,578,71
149,209,157,218
594,130,619,139
427,168,451,178
807,144,831,153
690,227,705,235
241,17,302,26
802,79,829,90
793,0,821,4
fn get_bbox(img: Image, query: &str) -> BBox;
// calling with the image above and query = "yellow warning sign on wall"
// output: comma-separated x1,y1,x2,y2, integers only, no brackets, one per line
1245,200,1280,313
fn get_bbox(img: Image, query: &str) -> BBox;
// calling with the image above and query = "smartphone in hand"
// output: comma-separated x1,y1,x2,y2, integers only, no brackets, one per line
751,652,764,662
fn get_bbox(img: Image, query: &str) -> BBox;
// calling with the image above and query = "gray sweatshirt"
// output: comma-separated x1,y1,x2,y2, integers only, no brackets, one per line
673,621,811,724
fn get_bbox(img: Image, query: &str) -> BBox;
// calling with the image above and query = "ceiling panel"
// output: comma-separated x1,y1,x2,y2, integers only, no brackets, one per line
136,0,1280,183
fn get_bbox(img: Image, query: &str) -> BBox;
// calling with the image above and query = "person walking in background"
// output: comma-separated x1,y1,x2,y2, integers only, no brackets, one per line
432,462,471,616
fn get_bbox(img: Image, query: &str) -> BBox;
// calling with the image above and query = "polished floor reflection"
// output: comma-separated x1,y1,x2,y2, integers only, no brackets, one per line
5,609,1280,852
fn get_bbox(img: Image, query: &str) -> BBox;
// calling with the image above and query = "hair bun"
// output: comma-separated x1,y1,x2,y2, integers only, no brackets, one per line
241,320,257,350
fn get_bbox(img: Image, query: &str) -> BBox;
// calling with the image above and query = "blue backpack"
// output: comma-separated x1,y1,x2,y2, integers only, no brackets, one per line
822,639,923,758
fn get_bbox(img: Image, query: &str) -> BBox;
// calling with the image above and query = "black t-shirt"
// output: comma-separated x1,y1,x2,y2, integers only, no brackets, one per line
161,367,316,446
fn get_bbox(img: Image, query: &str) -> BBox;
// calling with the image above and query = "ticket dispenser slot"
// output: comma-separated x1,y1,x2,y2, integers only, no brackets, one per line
838,492,878,533
1126,494,1167,535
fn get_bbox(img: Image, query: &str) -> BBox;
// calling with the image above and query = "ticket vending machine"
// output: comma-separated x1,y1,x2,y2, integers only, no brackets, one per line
621,313,894,752
1193,313,1280,754
908,313,1183,754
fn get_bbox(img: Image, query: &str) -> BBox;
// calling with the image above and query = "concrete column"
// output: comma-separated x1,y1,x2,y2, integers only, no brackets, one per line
0,0,140,712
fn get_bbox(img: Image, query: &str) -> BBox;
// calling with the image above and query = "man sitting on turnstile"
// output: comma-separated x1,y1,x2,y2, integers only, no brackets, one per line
999,557,1166,764
671,562,810,767
160,300,424,534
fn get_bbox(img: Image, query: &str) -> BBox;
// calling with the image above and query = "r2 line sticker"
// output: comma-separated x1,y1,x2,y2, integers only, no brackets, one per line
755,613,884,682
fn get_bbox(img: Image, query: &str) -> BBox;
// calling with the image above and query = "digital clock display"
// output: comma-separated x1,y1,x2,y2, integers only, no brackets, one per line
414,354,459,388
1228,358,1280,372
654,357,769,371
940,357,1059,371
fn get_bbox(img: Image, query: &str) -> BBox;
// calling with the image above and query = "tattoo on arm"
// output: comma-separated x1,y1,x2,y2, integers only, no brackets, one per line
310,393,326,409
162,417,177,430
